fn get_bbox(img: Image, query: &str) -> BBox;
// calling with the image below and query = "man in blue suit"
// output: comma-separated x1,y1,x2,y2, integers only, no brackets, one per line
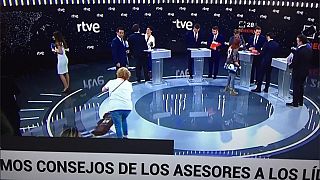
185,23,202,79
247,26,266,84
286,34,312,107
111,27,128,70
207,26,225,79
128,24,149,82
251,32,279,93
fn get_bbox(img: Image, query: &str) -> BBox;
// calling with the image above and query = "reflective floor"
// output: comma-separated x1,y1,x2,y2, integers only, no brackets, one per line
135,85,273,132
16,57,320,158
97,78,318,157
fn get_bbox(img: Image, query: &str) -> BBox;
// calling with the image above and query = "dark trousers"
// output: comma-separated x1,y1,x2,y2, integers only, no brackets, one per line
147,54,152,72
208,52,220,77
256,61,272,90
135,56,150,81
292,75,307,105
187,51,193,77
3,110,21,136
251,56,262,83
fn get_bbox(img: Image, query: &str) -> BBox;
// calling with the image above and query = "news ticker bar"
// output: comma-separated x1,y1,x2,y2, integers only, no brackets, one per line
1,150,319,180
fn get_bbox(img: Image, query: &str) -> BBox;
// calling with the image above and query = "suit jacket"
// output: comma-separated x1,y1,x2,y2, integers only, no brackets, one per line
207,33,225,55
185,30,202,48
289,45,312,78
246,35,266,52
111,37,128,66
128,32,148,58
260,40,280,65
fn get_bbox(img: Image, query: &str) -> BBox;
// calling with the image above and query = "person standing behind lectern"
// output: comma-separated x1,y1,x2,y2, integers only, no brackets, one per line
207,26,225,79
251,32,279,93
246,26,266,84
286,34,312,107
111,27,128,70
128,24,150,82
185,23,202,79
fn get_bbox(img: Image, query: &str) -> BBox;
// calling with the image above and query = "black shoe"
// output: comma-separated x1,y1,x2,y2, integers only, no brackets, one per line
286,102,299,107
299,102,303,106
136,80,141,83
212,76,217,79
251,88,261,93
61,88,69,93
189,76,193,79
263,88,268,93
207,75,212,78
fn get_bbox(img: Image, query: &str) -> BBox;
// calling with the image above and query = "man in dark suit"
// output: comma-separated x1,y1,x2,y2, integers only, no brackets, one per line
247,26,266,84
111,27,128,70
185,23,202,79
1,76,21,136
128,24,149,82
251,32,279,93
286,34,312,107
207,26,225,79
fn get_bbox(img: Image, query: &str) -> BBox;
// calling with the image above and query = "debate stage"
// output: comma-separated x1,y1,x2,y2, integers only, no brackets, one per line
19,59,319,158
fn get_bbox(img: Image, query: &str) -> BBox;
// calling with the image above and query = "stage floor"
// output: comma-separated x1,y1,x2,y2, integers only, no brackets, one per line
23,76,319,158
16,57,319,158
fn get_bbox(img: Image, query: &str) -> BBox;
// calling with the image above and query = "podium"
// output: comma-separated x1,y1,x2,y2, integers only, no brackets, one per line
145,48,171,85
238,51,256,88
187,48,211,83
271,58,292,100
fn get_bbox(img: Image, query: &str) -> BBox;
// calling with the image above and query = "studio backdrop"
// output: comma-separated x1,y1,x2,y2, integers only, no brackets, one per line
0,0,319,75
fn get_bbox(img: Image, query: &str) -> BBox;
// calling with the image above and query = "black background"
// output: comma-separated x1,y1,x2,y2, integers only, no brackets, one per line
1,3,319,77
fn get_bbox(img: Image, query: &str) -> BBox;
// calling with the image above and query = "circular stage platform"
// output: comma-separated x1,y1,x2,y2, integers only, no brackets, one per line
96,77,319,157
26,77,319,158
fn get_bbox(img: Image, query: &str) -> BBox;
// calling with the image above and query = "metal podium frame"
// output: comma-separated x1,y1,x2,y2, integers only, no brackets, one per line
187,48,211,84
145,48,171,86
238,51,255,88
271,58,292,101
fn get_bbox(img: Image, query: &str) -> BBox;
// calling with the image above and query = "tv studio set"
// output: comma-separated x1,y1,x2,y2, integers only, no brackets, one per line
0,0,319,179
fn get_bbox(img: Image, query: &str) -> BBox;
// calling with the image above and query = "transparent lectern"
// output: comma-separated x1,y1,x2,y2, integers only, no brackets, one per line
187,48,211,83
238,51,256,88
271,58,292,100
145,48,171,85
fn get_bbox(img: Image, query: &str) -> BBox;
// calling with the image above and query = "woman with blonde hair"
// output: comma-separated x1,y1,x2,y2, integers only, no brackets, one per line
102,67,133,138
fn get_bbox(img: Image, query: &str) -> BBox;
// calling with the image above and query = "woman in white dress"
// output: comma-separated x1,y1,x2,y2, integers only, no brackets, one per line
145,26,155,50
145,26,155,77
52,31,70,93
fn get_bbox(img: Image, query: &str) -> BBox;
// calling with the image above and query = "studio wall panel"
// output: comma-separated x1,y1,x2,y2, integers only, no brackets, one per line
1,3,319,75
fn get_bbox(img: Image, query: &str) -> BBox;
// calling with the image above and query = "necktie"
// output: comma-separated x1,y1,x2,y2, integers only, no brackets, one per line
195,33,198,42
121,39,125,47
254,36,258,46
214,35,217,41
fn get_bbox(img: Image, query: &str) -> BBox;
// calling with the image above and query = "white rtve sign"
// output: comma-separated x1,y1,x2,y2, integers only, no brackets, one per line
0,150,319,180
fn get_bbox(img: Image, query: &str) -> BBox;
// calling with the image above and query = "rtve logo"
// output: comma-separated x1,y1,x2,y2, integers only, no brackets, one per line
172,19,193,30
77,22,100,33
